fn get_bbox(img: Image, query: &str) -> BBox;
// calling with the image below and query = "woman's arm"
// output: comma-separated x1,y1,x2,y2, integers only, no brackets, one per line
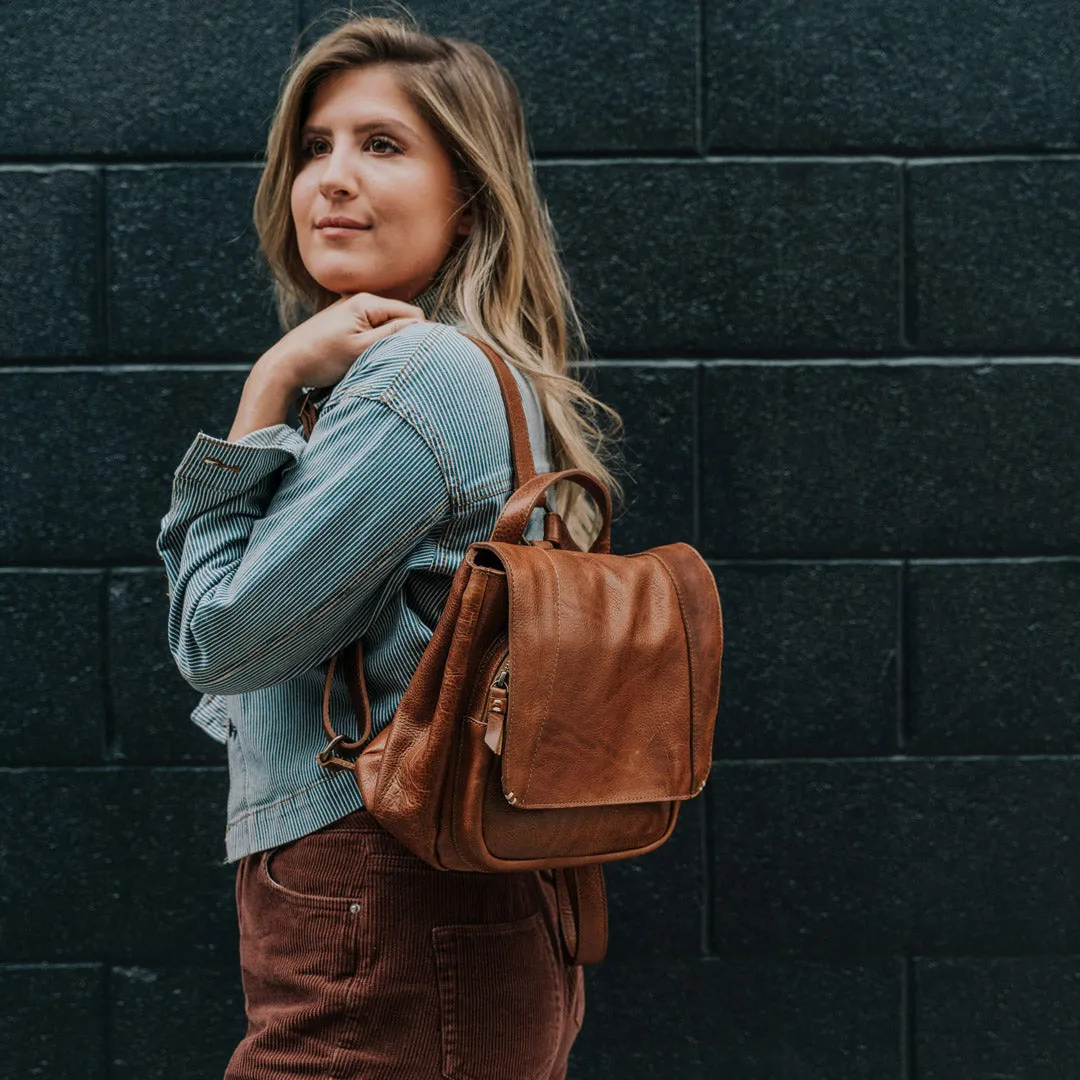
155,338,451,696
224,345,296,441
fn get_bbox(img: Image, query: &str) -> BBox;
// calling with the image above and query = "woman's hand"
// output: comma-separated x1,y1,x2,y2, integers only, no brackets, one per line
225,292,427,443
265,291,428,392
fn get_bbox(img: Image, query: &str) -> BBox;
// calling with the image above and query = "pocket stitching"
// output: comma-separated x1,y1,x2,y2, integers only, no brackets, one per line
259,844,368,910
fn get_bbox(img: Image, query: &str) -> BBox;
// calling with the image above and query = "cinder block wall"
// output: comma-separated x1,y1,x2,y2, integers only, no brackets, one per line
3,2,1078,1077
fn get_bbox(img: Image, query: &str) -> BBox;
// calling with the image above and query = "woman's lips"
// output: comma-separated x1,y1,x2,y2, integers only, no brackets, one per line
318,225,372,237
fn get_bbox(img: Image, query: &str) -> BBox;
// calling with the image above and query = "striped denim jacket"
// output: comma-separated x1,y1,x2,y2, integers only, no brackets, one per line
155,284,552,863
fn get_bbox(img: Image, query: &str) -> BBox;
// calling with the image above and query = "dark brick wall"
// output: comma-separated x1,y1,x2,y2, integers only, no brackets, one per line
3,1,1078,1077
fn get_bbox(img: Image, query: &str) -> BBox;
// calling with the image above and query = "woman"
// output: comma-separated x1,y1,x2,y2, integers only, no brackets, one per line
156,12,624,1079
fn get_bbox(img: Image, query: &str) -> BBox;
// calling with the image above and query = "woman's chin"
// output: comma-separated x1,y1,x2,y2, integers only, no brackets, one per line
311,269,379,297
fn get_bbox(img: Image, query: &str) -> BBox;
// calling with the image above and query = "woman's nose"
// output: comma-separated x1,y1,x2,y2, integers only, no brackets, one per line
318,149,357,197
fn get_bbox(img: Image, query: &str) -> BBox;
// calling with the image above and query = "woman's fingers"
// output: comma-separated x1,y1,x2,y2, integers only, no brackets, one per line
362,316,425,345
348,293,426,328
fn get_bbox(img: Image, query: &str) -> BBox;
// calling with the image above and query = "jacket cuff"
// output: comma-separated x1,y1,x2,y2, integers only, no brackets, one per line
171,424,308,489
190,692,230,745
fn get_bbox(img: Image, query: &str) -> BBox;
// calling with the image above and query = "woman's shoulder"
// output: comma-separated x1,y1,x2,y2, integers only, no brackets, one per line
346,321,508,422
328,321,495,407
318,321,515,501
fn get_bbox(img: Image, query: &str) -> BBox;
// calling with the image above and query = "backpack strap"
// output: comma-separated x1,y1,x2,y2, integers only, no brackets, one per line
463,334,581,551
554,864,608,965
462,334,538,489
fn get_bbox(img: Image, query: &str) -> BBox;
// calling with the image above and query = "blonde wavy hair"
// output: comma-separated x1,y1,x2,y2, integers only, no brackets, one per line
252,6,626,550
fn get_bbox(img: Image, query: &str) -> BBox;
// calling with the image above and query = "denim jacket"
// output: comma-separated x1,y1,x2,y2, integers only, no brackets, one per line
155,284,552,863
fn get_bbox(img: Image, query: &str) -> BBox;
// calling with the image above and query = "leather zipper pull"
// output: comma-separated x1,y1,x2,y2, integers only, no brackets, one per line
484,684,508,754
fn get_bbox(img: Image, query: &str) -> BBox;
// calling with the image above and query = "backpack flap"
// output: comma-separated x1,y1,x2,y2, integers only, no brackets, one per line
478,539,723,810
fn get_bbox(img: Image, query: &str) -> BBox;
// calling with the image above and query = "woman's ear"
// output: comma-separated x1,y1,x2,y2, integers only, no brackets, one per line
453,167,476,237
456,203,474,237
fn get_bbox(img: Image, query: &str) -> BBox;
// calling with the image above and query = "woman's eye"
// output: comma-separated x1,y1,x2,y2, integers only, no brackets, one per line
368,135,402,154
300,134,401,157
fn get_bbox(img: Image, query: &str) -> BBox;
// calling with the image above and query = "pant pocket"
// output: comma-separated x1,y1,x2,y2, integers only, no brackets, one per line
261,833,367,904
250,835,370,981
432,909,563,1080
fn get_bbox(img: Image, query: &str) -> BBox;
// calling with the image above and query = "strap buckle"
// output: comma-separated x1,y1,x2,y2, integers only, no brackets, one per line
316,733,354,767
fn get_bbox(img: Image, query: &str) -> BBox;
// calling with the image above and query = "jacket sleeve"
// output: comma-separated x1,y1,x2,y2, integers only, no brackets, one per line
154,383,451,696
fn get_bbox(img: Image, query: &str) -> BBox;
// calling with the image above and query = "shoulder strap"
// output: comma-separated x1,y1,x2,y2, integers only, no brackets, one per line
463,333,579,551
461,334,537,488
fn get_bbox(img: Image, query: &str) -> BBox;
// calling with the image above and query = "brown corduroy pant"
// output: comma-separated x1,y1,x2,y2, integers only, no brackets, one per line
224,807,586,1079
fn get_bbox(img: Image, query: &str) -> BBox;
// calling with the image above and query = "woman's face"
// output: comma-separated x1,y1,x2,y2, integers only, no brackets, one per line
291,63,473,303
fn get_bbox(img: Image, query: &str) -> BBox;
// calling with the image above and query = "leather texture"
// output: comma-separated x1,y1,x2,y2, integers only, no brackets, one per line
299,330,724,966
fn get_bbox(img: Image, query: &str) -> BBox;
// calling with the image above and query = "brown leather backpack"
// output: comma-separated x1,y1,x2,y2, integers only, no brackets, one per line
298,331,724,966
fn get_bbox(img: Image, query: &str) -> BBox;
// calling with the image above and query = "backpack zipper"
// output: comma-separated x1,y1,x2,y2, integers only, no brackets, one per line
483,647,510,755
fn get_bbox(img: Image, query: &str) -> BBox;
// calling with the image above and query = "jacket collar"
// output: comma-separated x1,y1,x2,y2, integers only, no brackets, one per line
411,278,464,327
